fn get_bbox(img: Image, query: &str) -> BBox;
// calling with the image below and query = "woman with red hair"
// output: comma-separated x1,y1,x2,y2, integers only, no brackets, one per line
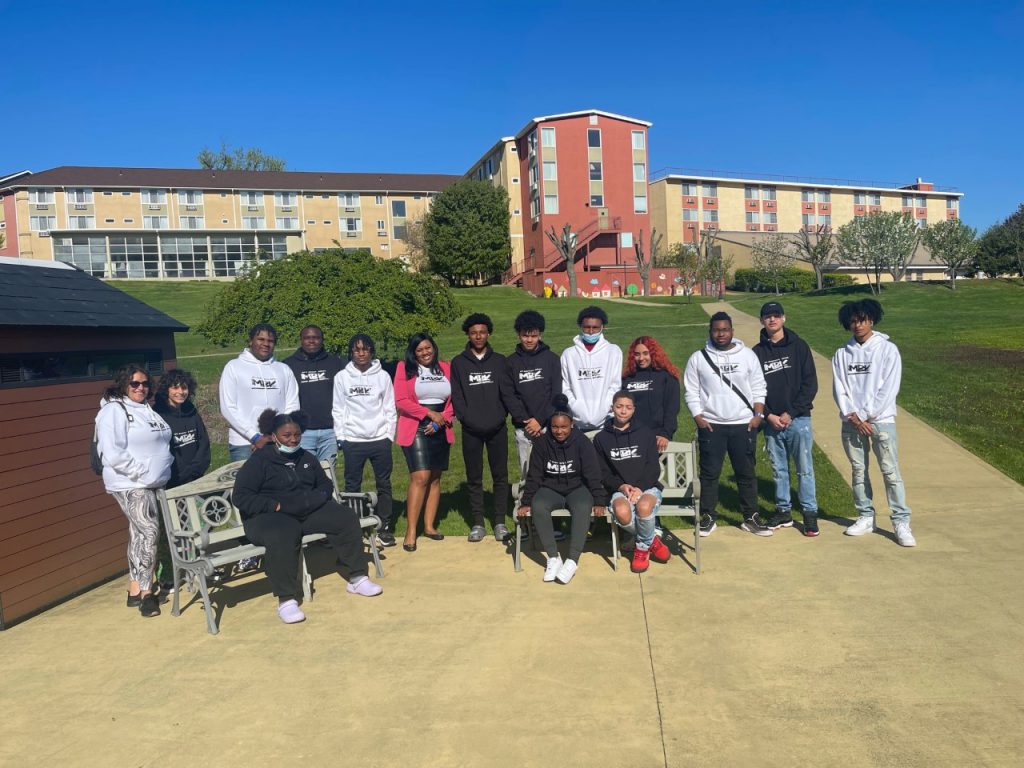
622,336,681,452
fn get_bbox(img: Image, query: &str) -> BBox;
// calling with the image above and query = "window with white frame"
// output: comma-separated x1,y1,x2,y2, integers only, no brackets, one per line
802,189,816,203
530,196,540,219
621,232,634,248
543,195,558,214
275,217,298,229
703,210,719,222
241,191,263,206
745,211,760,224
915,195,927,208
744,186,759,200
67,188,93,204
764,212,778,224
590,194,603,207
946,197,958,209
680,182,697,196
141,189,166,205
339,217,361,233
30,215,57,231
143,215,168,229
587,129,601,148
241,216,265,229
179,216,205,229
634,195,647,213
762,186,777,200
543,161,557,181
869,192,881,205
179,190,204,205
274,192,297,207
683,209,698,221
541,127,556,148
802,213,815,227
702,182,717,197
29,189,55,204
339,192,360,207
917,217,927,229
374,195,384,205
819,190,831,203
633,163,646,182
818,214,831,227
391,200,406,218
631,131,645,150
902,194,913,207
854,192,866,205
589,162,602,181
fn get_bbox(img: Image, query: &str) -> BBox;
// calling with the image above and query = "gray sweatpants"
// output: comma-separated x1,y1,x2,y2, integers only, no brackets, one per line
110,488,161,591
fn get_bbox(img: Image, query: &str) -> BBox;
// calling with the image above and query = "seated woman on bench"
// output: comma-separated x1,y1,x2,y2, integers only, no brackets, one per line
233,408,382,624
594,390,671,574
517,394,606,584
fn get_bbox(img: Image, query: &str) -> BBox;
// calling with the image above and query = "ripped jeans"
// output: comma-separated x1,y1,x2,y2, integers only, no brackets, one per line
764,416,818,514
841,421,911,523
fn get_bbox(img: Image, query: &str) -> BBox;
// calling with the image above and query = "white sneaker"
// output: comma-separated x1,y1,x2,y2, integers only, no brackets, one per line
893,521,917,547
845,516,875,536
555,559,578,584
543,556,563,582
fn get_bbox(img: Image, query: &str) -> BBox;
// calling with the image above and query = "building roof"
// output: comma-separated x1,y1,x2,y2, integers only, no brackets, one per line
4,166,461,194
514,109,652,139
0,258,189,329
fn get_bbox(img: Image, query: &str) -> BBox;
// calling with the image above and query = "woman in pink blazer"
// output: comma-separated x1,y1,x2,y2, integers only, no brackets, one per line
394,333,454,551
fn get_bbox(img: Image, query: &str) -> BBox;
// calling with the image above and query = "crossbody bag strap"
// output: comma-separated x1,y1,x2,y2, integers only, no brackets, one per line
700,348,754,413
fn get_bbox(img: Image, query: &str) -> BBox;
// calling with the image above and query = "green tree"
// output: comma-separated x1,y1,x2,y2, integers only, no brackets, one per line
921,219,978,290
197,249,459,358
972,204,1024,278
424,180,511,285
197,143,286,171
751,233,794,295
790,225,836,290
836,212,920,294
661,242,701,303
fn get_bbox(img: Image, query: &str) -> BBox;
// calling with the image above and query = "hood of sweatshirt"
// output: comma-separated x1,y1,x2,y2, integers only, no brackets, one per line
459,344,494,363
344,358,383,377
154,397,198,419
572,333,611,355
239,348,278,366
292,347,329,363
843,330,889,354
515,341,552,357
758,327,795,348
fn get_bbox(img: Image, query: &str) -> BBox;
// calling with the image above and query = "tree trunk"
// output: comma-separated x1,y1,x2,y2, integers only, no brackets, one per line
950,271,956,290
566,260,578,298
814,264,823,291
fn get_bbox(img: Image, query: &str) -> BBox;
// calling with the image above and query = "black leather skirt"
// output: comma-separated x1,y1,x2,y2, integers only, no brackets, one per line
402,428,450,472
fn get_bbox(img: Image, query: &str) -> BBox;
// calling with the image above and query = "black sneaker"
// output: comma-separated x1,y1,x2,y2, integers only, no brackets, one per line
803,514,820,537
741,514,774,537
139,593,161,618
766,511,794,530
699,514,717,537
375,530,397,548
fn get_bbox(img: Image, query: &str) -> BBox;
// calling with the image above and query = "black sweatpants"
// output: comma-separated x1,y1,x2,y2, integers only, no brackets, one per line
697,423,758,520
341,438,394,529
461,424,510,527
242,501,367,600
531,485,593,563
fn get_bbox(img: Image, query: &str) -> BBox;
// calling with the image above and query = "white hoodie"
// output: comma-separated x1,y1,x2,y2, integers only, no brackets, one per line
95,397,174,492
331,359,397,442
832,331,901,424
684,339,767,425
219,348,300,446
560,334,622,429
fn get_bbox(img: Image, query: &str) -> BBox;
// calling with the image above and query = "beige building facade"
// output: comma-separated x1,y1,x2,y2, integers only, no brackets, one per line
464,138,526,277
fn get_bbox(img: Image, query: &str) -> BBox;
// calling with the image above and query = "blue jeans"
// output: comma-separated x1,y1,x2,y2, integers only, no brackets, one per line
764,416,818,515
609,487,662,549
228,443,253,463
301,428,338,464
841,421,911,523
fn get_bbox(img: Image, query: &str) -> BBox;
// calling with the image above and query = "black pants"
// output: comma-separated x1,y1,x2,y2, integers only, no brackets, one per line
697,423,758,520
461,424,509,527
341,438,394,529
532,485,593,563
243,501,367,601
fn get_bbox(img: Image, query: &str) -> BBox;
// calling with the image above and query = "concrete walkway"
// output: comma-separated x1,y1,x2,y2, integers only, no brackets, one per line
2,304,1023,767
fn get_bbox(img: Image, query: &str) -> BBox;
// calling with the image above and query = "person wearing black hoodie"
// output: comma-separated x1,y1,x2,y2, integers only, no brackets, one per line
517,395,607,584
594,390,671,573
232,409,382,624
283,325,347,464
506,310,563,473
450,313,517,543
622,336,681,452
154,369,211,488
752,301,820,536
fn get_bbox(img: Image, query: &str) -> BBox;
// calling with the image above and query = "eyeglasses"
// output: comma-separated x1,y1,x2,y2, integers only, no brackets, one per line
128,380,151,389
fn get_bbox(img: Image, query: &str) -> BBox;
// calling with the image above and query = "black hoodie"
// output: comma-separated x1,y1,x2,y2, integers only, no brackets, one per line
752,327,818,418
232,443,333,520
520,427,607,507
450,345,516,435
153,397,211,488
594,420,662,495
622,368,681,440
283,348,348,429
506,341,563,428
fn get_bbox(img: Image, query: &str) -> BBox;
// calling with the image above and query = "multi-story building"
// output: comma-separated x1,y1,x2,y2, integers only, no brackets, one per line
0,167,458,278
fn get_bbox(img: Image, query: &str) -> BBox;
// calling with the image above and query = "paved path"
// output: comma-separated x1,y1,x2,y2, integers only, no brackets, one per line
2,302,1023,767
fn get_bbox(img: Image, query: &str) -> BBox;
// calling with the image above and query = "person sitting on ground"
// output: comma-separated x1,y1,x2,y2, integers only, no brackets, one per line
594,390,671,573
232,409,382,624
516,394,606,584
622,336,681,453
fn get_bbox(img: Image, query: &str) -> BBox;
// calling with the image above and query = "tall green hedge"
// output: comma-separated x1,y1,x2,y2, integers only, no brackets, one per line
731,267,855,293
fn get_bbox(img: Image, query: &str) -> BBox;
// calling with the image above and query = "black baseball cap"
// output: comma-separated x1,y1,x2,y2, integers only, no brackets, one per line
760,301,785,317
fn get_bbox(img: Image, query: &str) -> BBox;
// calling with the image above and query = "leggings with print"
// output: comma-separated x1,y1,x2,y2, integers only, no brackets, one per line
110,489,160,591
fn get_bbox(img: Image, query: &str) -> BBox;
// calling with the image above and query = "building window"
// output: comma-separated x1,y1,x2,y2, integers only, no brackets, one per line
275,217,298,229
802,213,815,227
762,186,776,201
764,212,778,224
917,217,927,229
703,210,719,223
391,200,406,218
322,220,331,225
543,161,557,181
916,195,927,208
67,188,93,204
633,163,646,182
29,189,56,204
530,197,540,219
869,192,881,206
141,189,166,205
802,189,816,203
702,183,717,197
543,195,558,214
902,194,913,207
30,215,57,232
179,190,204,205
143,215,168,229
124,218,135,224
744,185,759,200
374,195,384,205
306,219,316,225
587,129,601,148
634,195,648,213
946,197,958,209
391,199,407,239
241,216,265,229
179,216,205,229
109,234,160,278
54,235,111,277
589,162,603,181
241,191,263,206
745,211,760,224
854,192,866,205
682,209,698,222
340,217,361,233
680,182,697,196
819,190,831,203
160,235,211,278
631,130,645,150
541,127,556,148
104,218,115,223
67,216,95,229
818,214,831,227
339,192,360,207
274,191,296,207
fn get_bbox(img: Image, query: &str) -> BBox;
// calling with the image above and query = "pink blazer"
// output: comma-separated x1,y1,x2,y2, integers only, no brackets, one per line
393,360,455,447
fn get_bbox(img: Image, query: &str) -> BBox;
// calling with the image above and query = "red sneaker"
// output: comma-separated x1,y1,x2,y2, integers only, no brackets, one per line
630,547,650,573
649,535,671,564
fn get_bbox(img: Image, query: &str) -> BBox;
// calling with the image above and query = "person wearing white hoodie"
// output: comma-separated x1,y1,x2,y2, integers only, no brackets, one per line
832,298,915,547
219,323,300,463
332,333,398,547
95,364,174,618
560,306,622,431
684,311,771,538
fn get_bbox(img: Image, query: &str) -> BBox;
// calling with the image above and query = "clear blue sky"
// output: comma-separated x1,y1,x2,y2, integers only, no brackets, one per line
2,0,1021,230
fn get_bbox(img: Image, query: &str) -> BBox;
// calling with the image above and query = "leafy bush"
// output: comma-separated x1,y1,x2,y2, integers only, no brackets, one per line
197,249,460,357
732,267,854,293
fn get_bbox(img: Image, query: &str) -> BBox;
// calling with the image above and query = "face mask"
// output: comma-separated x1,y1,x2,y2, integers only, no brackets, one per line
581,332,602,344
277,443,301,454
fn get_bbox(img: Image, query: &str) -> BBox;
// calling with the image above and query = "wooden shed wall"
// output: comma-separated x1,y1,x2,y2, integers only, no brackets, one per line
0,328,177,627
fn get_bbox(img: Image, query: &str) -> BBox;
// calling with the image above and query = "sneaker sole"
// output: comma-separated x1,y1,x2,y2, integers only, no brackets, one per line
699,523,716,538
768,521,794,530
630,565,650,574
741,524,773,537
803,530,820,537
844,527,874,536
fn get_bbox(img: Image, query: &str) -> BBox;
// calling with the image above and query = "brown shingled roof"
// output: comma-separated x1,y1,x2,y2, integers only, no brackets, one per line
10,166,461,193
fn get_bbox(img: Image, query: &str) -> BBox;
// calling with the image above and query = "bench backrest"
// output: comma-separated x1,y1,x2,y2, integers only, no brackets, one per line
658,440,698,505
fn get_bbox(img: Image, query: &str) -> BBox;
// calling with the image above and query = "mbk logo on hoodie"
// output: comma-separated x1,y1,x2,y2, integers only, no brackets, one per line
626,380,652,392
250,377,279,390
348,385,373,397
763,357,791,375
174,429,198,447
718,363,741,374
577,368,603,379
609,446,640,460
848,363,872,375
300,370,329,383
546,460,575,474
519,368,544,383
469,372,493,386
144,417,169,433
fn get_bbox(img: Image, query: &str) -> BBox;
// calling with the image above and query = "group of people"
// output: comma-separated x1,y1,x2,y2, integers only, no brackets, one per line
94,297,914,622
